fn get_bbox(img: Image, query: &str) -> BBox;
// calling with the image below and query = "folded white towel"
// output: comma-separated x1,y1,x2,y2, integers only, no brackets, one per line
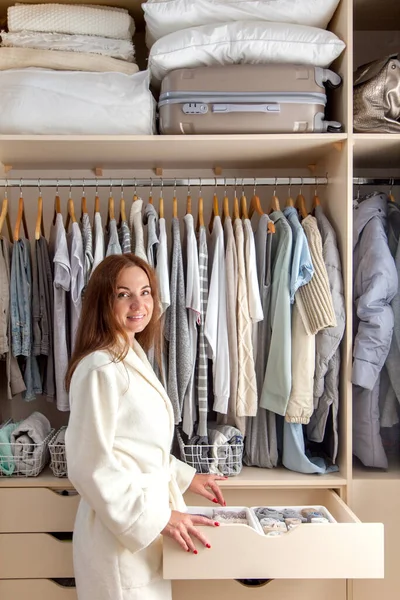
8,3,135,40
1,30,135,62
0,46,138,75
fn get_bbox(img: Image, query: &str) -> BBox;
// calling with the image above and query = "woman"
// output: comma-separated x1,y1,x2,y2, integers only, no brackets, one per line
65,254,226,600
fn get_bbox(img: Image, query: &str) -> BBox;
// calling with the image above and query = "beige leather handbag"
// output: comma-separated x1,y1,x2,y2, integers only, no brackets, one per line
353,53,400,132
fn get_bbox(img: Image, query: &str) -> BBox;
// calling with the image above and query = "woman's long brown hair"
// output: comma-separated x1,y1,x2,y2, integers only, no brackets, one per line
65,254,162,391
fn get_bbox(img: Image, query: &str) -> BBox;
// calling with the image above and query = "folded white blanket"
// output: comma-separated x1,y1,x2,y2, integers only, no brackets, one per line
0,47,139,74
0,68,155,135
8,3,135,40
1,30,135,62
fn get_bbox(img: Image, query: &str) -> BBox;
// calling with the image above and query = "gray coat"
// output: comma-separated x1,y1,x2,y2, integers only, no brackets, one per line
307,206,345,462
352,193,398,468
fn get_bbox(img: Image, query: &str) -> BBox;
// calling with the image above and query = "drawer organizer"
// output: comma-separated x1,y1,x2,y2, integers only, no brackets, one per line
163,490,384,580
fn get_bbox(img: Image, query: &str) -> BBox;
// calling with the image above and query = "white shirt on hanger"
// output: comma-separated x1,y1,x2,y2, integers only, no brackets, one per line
243,218,264,360
92,211,104,275
49,213,71,411
156,217,170,314
205,216,230,414
182,213,201,437
68,221,84,354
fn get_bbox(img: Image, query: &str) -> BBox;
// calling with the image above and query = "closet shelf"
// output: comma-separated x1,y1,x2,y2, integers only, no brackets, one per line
0,466,346,489
353,134,400,169
353,461,400,481
353,0,400,30
0,134,347,171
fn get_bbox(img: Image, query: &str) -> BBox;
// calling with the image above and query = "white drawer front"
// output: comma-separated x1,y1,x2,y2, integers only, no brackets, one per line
0,488,79,533
0,534,74,578
163,490,384,580
0,579,76,600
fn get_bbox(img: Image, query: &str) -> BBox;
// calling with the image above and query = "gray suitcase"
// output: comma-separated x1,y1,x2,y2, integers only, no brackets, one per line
158,64,342,135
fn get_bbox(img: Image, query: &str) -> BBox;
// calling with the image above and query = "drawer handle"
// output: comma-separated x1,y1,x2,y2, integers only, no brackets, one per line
236,579,273,588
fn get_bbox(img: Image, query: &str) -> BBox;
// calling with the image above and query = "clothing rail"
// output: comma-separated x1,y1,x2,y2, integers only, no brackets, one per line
354,178,400,186
0,177,328,189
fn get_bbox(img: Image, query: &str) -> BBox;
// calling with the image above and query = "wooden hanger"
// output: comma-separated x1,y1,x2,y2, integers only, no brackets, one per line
159,186,164,219
0,193,13,242
209,187,219,233
172,181,178,219
233,187,240,220
240,190,249,220
269,182,280,214
35,194,45,240
249,181,263,219
65,183,77,231
149,179,153,205
286,179,295,207
222,193,230,224
196,194,204,231
80,180,87,219
389,179,396,203
14,194,29,242
133,178,138,202
107,193,115,228
296,181,308,219
119,181,127,225
52,180,62,225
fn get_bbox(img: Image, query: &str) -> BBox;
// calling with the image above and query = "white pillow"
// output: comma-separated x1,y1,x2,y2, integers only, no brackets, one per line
0,68,155,134
148,21,346,86
143,0,340,47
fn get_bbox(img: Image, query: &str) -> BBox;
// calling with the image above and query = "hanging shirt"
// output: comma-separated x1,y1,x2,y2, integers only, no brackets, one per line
106,219,122,256
156,217,170,314
205,216,230,414
182,213,201,438
223,217,244,433
68,221,84,353
196,225,209,438
233,218,257,418
283,206,314,302
164,217,192,424
81,212,93,287
49,213,71,411
243,218,263,358
283,207,315,425
260,210,293,416
118,220,131,254
129,198,147,262
10,237,42,401
245,213,278,468
144,203,159,268
0,237,25,399
92,211,104,276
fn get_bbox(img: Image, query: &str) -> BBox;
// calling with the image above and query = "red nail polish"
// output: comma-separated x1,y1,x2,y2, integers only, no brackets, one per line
206,544,211,548
212,498,218,503
224,502,227,506
187,549,190,552
214,522,220,526
193,550,198,555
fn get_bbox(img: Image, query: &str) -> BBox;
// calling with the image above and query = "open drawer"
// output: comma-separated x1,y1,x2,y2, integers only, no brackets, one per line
163,489,384,580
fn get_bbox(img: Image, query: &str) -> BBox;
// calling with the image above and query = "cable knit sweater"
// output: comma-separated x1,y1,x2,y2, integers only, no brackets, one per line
296,215,336,335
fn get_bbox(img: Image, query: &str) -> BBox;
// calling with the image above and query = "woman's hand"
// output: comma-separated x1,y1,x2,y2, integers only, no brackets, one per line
188,473,227,506
161,510,218,553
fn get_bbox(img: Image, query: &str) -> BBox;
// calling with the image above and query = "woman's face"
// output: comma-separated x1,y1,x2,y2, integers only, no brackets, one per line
114,266,154,343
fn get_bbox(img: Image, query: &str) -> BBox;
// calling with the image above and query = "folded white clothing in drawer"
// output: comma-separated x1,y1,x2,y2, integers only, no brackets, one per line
0,47,139,75
8,3,135,40
0,69,155,134
1,31,136,62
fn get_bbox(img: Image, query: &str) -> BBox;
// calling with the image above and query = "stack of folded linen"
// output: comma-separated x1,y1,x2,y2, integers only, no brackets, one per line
0,3,155,134
143,0,346,88
1,3,137,74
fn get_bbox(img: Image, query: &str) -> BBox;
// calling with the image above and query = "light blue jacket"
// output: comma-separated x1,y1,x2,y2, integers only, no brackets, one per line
260,211,292,415
283,207,314,302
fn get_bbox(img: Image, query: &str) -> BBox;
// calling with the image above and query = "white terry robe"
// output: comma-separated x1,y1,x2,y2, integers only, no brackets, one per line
65,339,196,600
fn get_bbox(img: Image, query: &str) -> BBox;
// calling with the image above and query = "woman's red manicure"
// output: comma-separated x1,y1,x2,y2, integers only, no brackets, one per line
193,550,198,555
212,498,218,503
214,522,220,526
206,544,211,548
187,549,190,552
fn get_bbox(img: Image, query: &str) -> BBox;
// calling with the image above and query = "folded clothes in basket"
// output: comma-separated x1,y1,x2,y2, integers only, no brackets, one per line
10,411,51,474
208,425,243,476
0,421,20,475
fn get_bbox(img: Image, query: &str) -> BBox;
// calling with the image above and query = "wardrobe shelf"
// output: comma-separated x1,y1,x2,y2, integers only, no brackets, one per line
217,467,346,489
353,461,400,481
0,134,348,171
353,0,400,30
353,134,400,169
0,468,74,489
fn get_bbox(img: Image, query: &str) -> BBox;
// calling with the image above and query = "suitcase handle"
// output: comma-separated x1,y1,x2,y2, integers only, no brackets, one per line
212,103,281,114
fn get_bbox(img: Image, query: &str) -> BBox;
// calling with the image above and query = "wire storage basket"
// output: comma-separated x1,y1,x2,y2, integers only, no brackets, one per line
48,426,68,478
0,419,54,477
177,430,244,476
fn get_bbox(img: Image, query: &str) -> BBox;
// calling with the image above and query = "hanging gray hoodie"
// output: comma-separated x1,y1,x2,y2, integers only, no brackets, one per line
352,192,398,468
